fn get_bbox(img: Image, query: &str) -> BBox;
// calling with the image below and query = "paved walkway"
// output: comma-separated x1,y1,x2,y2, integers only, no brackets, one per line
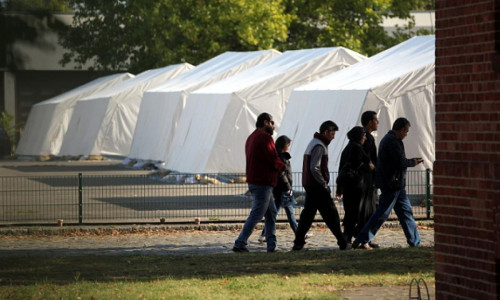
0,223,435,299
0,223,434,256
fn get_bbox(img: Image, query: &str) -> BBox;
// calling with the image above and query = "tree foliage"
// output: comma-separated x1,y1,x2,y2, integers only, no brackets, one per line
280,0,434,56
0,0,72,69
58,0,434,73
59,0,292,72
3,0,73,12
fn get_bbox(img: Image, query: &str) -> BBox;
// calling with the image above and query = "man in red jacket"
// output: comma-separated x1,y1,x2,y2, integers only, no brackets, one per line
233,112,286,252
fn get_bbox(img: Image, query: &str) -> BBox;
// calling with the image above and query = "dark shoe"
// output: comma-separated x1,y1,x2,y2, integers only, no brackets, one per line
340,242,352,250
232,246,249,253
342,233,352,245
368,242,380,248
292,243,304,251
268,248,284,253
338,240,352,250
353,243,373,250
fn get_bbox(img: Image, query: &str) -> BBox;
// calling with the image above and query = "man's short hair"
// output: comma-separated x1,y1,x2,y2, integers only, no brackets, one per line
319,120,338,134
256,112,272,128
392,117,411,131
361,111,377,126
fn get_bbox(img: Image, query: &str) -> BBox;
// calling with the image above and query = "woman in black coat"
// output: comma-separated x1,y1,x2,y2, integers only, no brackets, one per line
336,126,375,245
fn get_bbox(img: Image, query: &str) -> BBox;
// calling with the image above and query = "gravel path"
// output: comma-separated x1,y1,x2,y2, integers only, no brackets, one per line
0,223,434,256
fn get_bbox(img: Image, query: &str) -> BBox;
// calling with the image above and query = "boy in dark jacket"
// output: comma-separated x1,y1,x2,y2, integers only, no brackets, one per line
293,121,349,251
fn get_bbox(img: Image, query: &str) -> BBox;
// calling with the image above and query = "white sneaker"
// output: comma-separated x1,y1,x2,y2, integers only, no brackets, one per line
258,235,266,243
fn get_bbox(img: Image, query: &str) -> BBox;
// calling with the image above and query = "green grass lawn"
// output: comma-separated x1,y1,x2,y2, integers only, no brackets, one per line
0,247,433,300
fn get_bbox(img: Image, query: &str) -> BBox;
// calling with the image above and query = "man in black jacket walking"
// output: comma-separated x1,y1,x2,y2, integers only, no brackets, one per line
352,117,423,250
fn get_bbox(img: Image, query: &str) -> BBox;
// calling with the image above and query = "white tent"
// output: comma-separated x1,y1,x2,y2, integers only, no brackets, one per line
279,36,435,177
128,50,280,162
16,73,134,157
58,63,194,157
164,47,367,173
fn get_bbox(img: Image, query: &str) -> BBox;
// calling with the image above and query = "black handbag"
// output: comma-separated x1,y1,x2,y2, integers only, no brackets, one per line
336,162,361,187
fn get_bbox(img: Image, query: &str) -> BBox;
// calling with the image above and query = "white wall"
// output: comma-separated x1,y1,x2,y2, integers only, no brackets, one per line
382,10,435,34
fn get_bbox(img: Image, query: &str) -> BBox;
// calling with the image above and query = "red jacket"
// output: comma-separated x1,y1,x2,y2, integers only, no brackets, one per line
245,129,286,187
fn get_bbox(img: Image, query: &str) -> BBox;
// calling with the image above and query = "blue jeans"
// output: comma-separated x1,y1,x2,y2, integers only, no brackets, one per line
353,188,420,247
234,184,277,251
280,202,299,232
261,192,298,236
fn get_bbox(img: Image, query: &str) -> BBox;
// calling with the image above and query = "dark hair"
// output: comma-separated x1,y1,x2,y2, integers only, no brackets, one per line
361,111,377,126
319,120,338,134
347,126,365,142
275,135,291,153
256,112,272,128
392,117,411,131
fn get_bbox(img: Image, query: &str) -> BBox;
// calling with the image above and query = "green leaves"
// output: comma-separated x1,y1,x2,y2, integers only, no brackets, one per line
59,0,292,73
57,0,432,73
3,0,73,12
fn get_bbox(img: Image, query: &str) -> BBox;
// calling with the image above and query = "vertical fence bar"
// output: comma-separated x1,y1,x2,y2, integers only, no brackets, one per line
78,173,83,224
426,168,431,219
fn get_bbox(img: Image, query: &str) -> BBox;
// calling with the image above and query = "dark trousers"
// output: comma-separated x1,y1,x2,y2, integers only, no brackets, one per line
358,185,377,233
294,187,345,248
342,187,363,243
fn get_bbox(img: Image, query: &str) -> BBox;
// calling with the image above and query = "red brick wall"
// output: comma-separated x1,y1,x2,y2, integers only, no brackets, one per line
435,0,500,299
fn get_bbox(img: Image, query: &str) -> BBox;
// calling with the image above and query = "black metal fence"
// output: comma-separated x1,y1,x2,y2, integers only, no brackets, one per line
0,169,433,225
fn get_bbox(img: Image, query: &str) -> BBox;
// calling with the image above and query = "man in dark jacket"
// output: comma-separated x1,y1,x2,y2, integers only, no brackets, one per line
293,121,348,251
233,112,286,253
359,110,379,247
352,117,423,250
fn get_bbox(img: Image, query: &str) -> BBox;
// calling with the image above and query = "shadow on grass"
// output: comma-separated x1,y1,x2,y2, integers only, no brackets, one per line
0,247,434,285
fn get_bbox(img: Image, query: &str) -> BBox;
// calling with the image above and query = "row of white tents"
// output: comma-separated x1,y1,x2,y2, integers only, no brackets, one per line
17,35,435,175
128,50,282,161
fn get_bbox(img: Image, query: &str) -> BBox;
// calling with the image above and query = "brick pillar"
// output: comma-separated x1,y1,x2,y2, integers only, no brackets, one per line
435,0,500,299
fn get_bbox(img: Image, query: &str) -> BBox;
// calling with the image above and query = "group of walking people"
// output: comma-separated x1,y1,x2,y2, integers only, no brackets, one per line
232,111,423,253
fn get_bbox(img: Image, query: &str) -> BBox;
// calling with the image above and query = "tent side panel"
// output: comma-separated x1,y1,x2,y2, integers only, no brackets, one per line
165,93,232,173
58,98,109,156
